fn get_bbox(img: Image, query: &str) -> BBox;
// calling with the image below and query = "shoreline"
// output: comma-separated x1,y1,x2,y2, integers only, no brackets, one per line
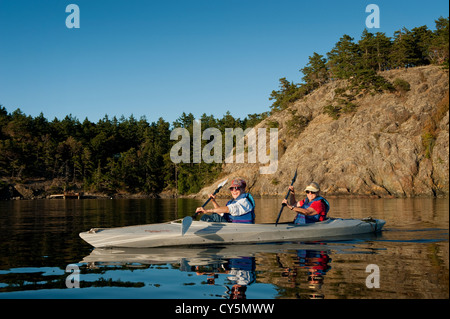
1,179,447,201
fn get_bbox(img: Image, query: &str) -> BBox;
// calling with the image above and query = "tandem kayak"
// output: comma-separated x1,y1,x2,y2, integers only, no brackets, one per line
79,217,386,248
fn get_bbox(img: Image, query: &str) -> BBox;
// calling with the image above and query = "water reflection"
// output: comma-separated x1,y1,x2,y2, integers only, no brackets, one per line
278,248,332,299
191,256,256,299
0,197,448,298
80,244,336,299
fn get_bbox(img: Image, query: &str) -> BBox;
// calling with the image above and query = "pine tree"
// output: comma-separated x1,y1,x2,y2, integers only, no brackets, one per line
390,28,417,68
359,29,378,71
326,34,360,79
373,32,393,71
410,25,434,65
300,52,329,89
269,78,302,111
429,16,449,66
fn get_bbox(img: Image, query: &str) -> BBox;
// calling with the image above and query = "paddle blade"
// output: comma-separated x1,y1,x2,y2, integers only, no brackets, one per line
184,178,228,235
215,179,228,193
181,216,192,236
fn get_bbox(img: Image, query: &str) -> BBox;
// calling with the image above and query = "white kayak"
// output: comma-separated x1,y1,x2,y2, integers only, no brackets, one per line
79,217,385,248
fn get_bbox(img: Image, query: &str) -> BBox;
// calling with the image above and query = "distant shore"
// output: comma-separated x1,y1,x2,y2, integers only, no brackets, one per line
1,178,447,201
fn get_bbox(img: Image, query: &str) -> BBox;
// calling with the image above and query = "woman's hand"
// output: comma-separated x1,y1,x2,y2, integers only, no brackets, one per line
282,198,295,210
196,207,206,214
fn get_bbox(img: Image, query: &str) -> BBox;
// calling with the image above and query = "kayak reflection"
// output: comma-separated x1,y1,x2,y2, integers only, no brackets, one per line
81,243,338,299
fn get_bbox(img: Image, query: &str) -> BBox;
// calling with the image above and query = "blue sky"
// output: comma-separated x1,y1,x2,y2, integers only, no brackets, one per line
0,0,448,125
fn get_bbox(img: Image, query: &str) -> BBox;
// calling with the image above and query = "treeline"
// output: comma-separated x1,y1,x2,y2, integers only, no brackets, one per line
269,16,449,117
0,107,266,195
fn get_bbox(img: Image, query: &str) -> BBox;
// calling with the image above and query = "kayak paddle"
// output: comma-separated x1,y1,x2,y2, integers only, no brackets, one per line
275,169,298,226
181,178,228,236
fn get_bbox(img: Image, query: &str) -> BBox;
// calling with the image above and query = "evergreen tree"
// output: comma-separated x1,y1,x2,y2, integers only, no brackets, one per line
326,34,360,79
429,16,449,66
269,78,303,111
359,29,378,71
410,25,434,65
300,52,329,89
173,112,195,129
373,32,393,71
390,28,417,68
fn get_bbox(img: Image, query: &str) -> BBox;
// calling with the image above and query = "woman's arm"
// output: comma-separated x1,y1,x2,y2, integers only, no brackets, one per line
282,198,318,216
195,205,229,215
287,204,318,216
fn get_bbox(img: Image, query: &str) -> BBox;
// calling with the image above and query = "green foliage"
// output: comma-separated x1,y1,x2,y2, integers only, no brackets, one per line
300,52,328,89
266,119,279,129
0,108,265,195
323,99,358,119
359,30,392,72
243,112,269,128
327,34,360,79
286,110,311,134
393,78,411,92
269,78,307,111
350,69,394,93
323,104,341,120
429,16,449,67
422,132,436,159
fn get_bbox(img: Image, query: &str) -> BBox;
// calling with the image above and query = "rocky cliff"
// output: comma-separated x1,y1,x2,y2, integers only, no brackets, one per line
200,65,449,198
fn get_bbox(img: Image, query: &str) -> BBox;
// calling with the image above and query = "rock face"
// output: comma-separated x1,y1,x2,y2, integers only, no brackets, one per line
200,66,449,198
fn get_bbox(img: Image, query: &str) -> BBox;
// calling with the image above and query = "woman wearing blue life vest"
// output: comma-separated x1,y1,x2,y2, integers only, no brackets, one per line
282,182,330,224
196,179,256,224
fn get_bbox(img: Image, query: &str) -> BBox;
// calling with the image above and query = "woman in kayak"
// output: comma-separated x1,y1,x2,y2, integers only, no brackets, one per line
195,179,256,223
282,182,330,224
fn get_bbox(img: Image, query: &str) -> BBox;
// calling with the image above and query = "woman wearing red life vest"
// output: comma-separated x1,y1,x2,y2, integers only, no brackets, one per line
281,182,330,224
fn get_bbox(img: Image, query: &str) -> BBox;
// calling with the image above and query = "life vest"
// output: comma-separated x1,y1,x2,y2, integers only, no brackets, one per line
224,193,256,224
294,196,330,224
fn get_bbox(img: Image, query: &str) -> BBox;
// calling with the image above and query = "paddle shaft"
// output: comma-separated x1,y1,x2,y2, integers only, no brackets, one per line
275,190,291,226
192,185,224,219
275,169,297,226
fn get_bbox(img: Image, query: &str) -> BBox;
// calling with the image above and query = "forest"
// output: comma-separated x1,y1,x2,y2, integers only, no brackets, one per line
0,108,267,195
0,16,448,196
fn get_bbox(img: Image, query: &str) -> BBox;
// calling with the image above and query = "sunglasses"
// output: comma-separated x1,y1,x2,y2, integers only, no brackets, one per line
305,190,317,194
229,187,241,191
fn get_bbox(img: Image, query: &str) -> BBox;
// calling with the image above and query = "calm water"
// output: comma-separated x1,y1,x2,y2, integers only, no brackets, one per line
0,197,448,299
